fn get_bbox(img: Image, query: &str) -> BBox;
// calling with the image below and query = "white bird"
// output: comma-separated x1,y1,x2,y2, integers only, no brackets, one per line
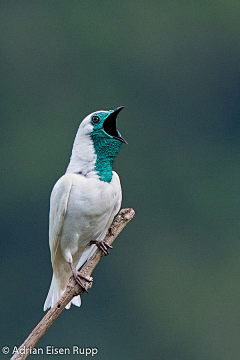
44,107,127,311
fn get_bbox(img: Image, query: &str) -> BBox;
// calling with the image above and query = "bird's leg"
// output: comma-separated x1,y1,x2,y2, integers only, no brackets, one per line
108,227,113,236
90,240,113,256
69,262,93,293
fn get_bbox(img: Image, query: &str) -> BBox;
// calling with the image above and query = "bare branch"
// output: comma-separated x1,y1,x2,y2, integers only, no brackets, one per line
10,208,135,360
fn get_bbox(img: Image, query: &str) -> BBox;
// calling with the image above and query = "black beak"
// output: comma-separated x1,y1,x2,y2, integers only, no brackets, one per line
113,106,125,116
102,106,128,144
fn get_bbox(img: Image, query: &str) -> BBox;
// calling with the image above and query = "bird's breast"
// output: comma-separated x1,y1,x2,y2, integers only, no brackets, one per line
60,174,119,252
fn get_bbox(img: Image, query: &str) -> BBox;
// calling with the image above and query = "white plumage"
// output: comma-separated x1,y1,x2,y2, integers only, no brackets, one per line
44,109,124,311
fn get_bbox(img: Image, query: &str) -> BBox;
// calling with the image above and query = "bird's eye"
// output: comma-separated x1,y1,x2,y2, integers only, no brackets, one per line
92,116,100,124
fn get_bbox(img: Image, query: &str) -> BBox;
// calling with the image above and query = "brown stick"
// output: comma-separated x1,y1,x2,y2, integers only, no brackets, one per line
10,208,135,360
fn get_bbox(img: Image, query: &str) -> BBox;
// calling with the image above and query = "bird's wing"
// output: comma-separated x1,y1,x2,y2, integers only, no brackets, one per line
49,173,73,268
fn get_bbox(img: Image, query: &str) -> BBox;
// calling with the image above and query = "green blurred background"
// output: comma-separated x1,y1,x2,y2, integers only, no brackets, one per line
1,1,240,359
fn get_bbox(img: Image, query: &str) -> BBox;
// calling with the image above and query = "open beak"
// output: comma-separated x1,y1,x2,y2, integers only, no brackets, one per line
102,106,128,144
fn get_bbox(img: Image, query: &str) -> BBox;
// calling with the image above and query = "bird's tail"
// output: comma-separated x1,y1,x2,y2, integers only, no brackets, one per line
43,273,81,311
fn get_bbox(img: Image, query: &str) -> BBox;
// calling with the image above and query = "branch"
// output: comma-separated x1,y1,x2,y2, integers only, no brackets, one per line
11,208,135,360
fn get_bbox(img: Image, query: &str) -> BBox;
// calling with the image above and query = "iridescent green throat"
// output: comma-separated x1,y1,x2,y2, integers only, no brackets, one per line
91,131,122,182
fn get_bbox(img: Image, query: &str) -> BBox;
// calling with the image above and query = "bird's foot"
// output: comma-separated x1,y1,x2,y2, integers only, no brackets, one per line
90,240,113,256
73,271,93,293
70,263,93,293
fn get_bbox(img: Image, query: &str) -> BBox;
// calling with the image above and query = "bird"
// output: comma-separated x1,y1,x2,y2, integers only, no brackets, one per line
43,107,127,311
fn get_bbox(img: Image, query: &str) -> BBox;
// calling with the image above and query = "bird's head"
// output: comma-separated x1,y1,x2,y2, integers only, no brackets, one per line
81,106,127,144
67,107,127,182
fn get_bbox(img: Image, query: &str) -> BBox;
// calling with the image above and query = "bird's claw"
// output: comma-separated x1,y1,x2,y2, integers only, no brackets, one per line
90,240,113,256
72,272,93,293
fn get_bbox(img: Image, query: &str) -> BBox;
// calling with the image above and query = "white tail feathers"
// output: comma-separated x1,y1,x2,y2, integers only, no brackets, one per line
43,274,81,311
44,245,97,311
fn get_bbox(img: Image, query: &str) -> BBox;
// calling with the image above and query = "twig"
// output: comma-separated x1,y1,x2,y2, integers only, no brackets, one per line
10,208,135,360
